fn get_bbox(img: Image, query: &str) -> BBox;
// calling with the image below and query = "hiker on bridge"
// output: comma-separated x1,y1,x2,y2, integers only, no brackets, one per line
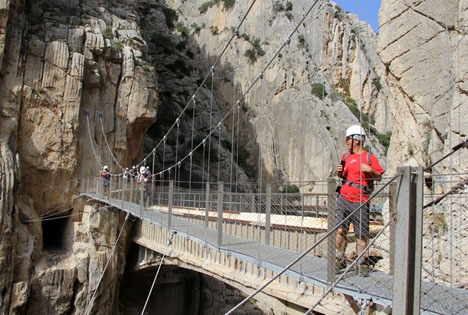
137,166,151,203
335,125,385,276
100,165,111,197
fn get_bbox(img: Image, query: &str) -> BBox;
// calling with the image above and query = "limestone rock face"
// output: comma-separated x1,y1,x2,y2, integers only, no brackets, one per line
3,0,466,313
0,0,155,313
377,0,468,175
157,0,390,192
0,0,390,312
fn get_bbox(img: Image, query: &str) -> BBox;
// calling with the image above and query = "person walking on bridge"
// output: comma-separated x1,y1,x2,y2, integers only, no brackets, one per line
335,125,385,276
137,166,150,203
100,165,111,197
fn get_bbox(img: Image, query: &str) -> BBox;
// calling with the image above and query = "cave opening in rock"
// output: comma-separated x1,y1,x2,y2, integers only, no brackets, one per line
42,214,69,251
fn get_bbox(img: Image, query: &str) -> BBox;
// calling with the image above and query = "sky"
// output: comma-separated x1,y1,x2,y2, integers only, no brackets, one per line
332,0,381,32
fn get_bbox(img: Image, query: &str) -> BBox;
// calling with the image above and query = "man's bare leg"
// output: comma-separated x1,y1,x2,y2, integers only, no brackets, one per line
336,228,348,256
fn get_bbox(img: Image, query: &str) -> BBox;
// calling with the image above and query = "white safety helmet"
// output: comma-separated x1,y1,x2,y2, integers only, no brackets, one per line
140,166,146,173
346,125,366,142
103,165,109,170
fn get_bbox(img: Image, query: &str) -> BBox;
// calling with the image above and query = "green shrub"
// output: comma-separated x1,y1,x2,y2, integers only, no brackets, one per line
298,34,305,48
210,25,219,35
223,0,235,9
176,22,189,37
199,2,211,14
273,1,284,12
282,184,299,193
376,131,392,153
244,49,257,63
311,83,327,100
162,7,178,29
373,77,382,91
339,78,349,91
251,38,265,56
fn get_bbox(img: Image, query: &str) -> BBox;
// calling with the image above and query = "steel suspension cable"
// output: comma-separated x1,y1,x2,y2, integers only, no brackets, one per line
225,173,402,314
86,112,103,171
134,0,258,170
140,231,177,315
151,0,324,179
85,212,130,315
189,97,196,194
98,114,125,172
305,217,394,314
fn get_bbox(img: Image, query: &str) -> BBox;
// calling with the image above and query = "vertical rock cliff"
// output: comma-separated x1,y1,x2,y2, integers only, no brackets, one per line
378,0,468,176
4,0,465,314
0,0,156,313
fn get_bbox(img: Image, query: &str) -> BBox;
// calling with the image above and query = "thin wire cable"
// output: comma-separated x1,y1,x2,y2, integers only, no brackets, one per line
142,0,323,180
85,212,130,315
133,1,258,171
98,114,125,172
207,68,214,184
442,0,455,294
24,211,83,222
225,173,401,314
86,112,103,171
305,217,394,314
140,231,177,315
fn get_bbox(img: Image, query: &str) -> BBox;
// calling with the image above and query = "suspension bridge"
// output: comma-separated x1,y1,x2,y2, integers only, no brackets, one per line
79,163,468,314
76,0,468,313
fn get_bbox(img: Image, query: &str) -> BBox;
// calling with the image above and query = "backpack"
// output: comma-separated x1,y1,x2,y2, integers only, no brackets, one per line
342,151,375,194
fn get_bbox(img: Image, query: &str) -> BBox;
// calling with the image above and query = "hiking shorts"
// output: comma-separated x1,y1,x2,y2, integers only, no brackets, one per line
336,195,369,238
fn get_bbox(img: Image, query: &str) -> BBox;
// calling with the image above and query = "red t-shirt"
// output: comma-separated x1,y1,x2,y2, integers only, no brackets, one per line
340,151,385,202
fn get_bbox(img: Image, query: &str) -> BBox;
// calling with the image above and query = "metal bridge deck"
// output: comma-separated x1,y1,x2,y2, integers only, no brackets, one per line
81,193,468,314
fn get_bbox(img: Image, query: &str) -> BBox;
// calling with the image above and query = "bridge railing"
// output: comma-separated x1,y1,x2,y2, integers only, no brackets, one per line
83,173,395,268
80,168,468,314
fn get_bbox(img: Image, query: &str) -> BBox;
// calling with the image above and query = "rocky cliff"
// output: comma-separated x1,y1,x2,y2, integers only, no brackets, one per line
1,0,466,314
378,0,468,176
0,0,156,313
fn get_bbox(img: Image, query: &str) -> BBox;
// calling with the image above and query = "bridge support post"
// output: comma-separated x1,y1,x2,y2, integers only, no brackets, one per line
217,182,223,247
168,180,174,228
139,183,144,217
326,178,338,284
265,184,271,246
388,181,397,274
130,177,134,203
205,183,210,227
392,166,423,314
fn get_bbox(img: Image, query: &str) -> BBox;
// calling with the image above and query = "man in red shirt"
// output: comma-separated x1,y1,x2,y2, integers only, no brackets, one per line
335,125,385,275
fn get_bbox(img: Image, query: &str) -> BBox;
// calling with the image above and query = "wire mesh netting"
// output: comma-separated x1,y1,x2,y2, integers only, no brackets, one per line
81,170,468,314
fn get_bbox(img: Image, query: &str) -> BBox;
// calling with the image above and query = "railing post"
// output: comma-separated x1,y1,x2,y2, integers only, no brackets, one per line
327,178,338,284
217,182,224,247
168,180,174,228
265,184,271,246
249,192,253,213
130,177,134,203
205,183,210,227
122,177,126,209
139,182,144,218
389,181,397,274
392,166,423,314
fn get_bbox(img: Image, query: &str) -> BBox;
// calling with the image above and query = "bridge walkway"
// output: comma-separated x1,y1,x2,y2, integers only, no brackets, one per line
80,192,468,314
